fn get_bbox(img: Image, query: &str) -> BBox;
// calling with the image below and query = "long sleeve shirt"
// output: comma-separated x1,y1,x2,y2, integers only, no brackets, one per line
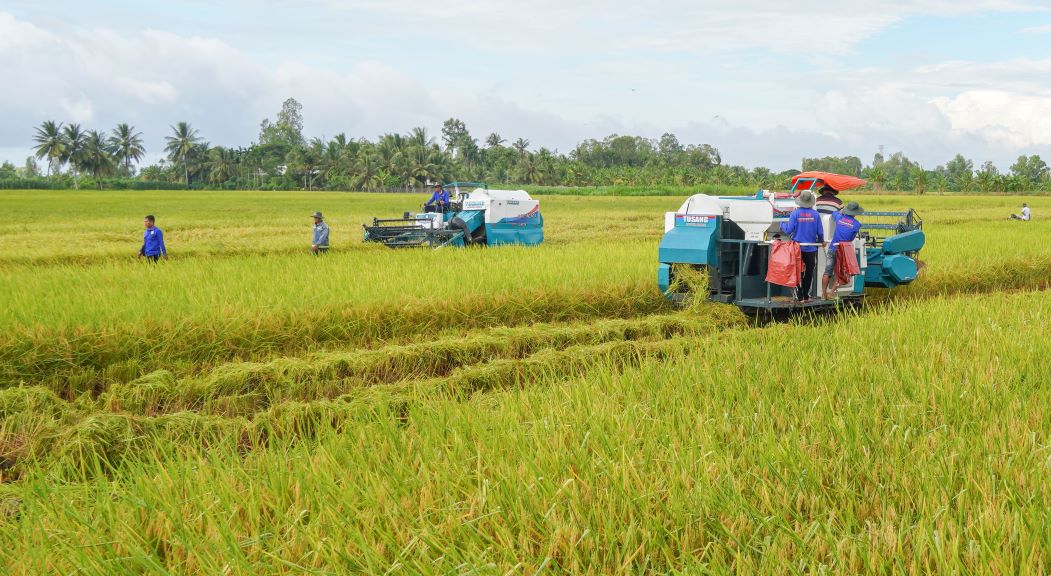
780,207,822,252
815,192,844,214
830,214,861,244
141,227,167,256
313,222,330,247
427,189,449,204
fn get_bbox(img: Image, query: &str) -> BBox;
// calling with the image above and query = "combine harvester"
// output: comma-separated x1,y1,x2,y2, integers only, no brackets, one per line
363,182,544,248
658,172,925,317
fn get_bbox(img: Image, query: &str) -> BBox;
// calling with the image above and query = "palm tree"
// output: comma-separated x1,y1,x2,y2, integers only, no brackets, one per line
485,132,505,148
164,122,203,188
354,151,383,191
81,130,116,188
109,123,146,176
206,146,235,185
512,138,530,155
61,124,87,189
408,126,433,148
32,120,64,178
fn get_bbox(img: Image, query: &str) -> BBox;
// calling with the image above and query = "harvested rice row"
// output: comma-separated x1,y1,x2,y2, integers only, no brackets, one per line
0,334,699,480
0,281,666,394
101,307,746,417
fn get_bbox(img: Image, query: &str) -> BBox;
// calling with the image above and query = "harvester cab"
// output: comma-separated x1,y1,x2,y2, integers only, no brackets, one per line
657,171,925,316
363,182,544,248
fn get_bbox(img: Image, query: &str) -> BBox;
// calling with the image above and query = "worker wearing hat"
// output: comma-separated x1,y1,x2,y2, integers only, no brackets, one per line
822,201,864,299
311,211,329,255
424,183,450,213
780,190,823,302
814,185,844,215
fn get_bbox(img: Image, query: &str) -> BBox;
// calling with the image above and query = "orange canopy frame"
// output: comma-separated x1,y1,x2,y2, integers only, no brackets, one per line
791,171,867,193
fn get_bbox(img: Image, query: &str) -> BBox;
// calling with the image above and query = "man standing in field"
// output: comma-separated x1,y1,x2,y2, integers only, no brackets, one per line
138,215,167,262
822,201,863,300
311,211,330,255
1010,203,1031,221
780,190,822,302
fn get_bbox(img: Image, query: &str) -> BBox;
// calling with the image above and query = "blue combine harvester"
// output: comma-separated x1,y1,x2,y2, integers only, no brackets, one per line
657,174,925,316
363,182,544,248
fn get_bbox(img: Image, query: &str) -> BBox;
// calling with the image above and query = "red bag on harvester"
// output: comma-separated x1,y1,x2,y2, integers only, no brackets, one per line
834,242,861,286
766,241,802,288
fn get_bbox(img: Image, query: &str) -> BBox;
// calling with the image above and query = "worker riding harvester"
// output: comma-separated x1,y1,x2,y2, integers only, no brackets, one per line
657,171,925,316
363,182,544,248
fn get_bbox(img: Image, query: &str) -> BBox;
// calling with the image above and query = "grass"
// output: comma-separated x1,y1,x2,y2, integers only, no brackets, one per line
1,188,1050,573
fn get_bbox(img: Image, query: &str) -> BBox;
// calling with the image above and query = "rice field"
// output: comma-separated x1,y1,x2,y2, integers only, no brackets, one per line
1,189,1050,574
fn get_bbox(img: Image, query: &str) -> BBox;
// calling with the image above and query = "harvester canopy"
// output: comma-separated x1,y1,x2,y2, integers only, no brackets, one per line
791,171,867,192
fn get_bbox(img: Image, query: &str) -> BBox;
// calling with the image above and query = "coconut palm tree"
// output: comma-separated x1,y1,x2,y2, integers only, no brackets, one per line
108,123,146,176
485,132,505,148
512,138,530,155
32,120,64,178
164,122,203,188
354,151,383,192
81,130,116,188
206,146,235,185
408,126,433,149
61,124,87,189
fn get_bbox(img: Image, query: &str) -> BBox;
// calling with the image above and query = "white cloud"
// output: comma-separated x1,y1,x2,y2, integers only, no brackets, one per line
321,0,1044,54
4,3,1051,173
1020,22,1051,32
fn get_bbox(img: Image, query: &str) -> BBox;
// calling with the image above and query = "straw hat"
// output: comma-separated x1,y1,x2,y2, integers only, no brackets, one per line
311,211,324,220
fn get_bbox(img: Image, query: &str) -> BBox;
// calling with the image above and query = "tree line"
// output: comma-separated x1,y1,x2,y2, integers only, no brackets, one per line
8,97,1050,192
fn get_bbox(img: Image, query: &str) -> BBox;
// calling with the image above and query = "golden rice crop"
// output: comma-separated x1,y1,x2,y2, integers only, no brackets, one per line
2,189,1051,574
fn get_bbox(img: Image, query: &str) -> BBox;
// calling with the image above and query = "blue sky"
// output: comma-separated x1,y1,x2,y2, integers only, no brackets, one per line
3,0,1051,170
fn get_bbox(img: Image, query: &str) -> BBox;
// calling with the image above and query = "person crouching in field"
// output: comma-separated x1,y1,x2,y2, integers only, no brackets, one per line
138,215,167,262
1010,203,1031,221
311,211,330,255
780,190,822,302
822,201,863,300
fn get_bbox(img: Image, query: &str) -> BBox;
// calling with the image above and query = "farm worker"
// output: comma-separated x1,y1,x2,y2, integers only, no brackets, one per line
311,211,330,255
1010,203,1031,221
814,185,844,215
138,215,167,262
780,190,822,302
822,201,863,299
424,184,450,213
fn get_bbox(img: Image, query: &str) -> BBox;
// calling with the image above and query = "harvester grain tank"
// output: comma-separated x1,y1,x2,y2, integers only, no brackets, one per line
363,182,544,248
657,172,925,315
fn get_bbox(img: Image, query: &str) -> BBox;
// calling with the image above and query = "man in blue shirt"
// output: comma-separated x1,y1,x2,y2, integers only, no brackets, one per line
138,215,167,262
311,211,330,255
424,184,449,213
822,201,863,299
779,190,822,302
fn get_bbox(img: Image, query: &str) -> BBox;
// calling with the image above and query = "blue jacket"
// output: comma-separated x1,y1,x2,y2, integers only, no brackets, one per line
313,221,330,247
141,227,167,256
780,207,822,252
427,189,449,205
830,214,861,244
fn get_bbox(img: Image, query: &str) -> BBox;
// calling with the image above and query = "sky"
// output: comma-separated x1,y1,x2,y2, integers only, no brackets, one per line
3,0,1051,171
